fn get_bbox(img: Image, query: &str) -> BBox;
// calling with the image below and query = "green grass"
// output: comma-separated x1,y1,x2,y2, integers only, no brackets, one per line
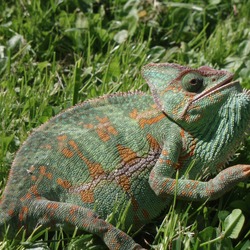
0,0,250,249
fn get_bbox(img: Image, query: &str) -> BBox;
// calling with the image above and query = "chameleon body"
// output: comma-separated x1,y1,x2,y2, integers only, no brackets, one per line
0,63,250,249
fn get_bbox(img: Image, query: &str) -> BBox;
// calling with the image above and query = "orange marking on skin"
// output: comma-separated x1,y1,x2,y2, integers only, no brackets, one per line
69,206,78,215
68,140,105,178
139,113,166,128
67,140,106,178
172,99,187,115
46,204,60,217
96,128,111,142
57,134,68,152
46,203,59,209
40,165,46,175
97,116,113,125
131,197,139,211
117,174,131,192
151,103,158,109
40,166,47,174
164,159,181,169
93,216,99,225
180,129,185,138
8,209,15,216
66,205,78,221
129,109,138,119
175,163,181,169
68,140,78,150
219,175,225,181
57,134,67,141
162,179,176,193
20,192,31,202
191,181,199,189
164,84,183,93
169,179,176,192
146,134,161,152
47,172,53,179
142,209,150,219
70,215,77,223
179,136,196,165
39,166,53,179
19,206,29,222
95,116,118,142
130,108,159,119
110,238,120,250
130,108,165,129
185,113,191,122
57,178,71,189
181,190,187,196
106,126,118,137
81,117,118,141
26,192,32,200
88,163,105,177
117,145,137,164
30,185,40,198
20,185,41,201
62,148,74,158
96,116,108,123
86,210,95,218
80,190,95,203
178,134,196,168
160,178,169,190
162,150,168,156
84,123,94,129
31,175,37,181
166,159,174,167
189,144,196,156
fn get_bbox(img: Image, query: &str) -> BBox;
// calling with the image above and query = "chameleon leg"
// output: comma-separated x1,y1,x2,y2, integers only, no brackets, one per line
150,164,250,201
28,199,144,250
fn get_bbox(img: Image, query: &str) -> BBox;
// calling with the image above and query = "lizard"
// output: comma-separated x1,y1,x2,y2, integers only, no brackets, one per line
0,63,250,250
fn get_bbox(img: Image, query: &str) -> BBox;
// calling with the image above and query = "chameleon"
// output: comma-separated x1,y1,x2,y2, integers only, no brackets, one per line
0,63,250,249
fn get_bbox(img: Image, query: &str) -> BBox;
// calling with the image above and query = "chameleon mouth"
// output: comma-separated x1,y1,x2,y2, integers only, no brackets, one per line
193,76,238,102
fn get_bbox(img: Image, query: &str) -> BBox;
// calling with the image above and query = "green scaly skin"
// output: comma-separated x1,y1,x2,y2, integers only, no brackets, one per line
0,63,250,249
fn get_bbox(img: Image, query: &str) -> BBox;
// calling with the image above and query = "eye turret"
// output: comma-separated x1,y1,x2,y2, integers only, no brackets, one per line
182,73,204,93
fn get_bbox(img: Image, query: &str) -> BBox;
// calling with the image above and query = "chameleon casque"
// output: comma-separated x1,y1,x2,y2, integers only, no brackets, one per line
0,63,250,249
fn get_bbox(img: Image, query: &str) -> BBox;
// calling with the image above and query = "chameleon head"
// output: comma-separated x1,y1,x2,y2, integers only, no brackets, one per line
142,63,250,126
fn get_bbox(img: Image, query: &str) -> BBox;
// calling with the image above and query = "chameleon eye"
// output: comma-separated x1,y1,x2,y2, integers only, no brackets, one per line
181,73,204,93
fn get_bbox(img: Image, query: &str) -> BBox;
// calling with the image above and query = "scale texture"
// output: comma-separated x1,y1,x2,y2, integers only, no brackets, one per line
1,63,250,249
